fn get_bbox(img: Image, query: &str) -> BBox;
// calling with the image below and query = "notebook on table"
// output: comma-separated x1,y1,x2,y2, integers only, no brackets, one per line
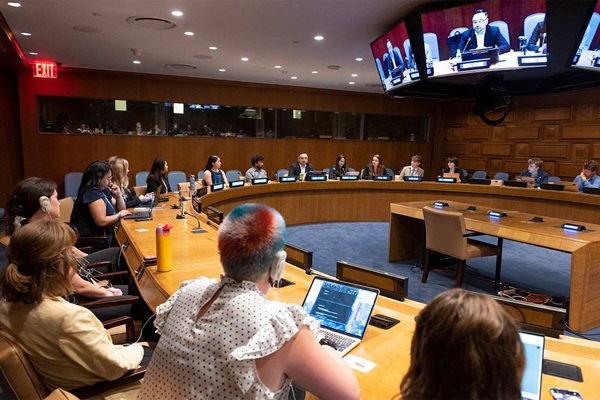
301,276,379,356
519,331,545,400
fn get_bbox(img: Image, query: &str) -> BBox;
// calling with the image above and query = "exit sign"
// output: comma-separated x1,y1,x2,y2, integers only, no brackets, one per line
33,62,57,79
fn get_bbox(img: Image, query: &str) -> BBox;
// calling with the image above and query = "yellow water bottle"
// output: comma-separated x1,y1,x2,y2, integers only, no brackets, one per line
156,223,173,272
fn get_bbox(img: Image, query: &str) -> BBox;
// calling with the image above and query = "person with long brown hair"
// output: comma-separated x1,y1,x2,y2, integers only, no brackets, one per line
400,289,525,399
360,154,391,179
108,155,152,208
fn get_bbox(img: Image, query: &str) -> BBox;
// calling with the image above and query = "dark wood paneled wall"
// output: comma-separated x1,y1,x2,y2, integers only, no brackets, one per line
435,86,600,180
16,69,435,197
0,69,23,207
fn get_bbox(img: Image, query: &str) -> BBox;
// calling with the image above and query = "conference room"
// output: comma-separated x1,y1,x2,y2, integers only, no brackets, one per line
2,0,600,399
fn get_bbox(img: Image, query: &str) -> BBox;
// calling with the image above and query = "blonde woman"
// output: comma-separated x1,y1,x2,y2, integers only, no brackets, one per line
108,155,152,208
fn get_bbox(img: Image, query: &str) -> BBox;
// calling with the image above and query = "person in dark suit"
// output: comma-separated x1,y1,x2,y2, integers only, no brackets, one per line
527,19,547,53
289,152,314,181
382,39,405,78
443,156,467,183
457,9,510,55
520,157,548,187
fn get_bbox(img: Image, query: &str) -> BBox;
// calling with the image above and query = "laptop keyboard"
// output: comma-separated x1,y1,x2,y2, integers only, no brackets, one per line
320,330,355,351
125,211,151,219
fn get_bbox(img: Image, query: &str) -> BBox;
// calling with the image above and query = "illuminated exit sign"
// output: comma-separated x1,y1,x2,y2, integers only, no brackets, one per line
33,62,57,78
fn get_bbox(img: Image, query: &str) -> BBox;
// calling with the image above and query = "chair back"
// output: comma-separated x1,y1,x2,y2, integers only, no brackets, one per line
133,186,147,197
375,57,386,85
385,167,394,177
58,197,74,224
225,170,242,182
167,171,187,191
135,171,149,187
64,172,83,199
423,206,468,260
0,330,49,399
472,170,487,179
489,20,510,45
423,32,440,61
524,13,545,41
548,176,560,184
493,172,509,181
276,169,288,179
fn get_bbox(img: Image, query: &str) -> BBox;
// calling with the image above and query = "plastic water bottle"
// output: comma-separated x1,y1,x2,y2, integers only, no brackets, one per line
156,223,173,272
189,175,195,196
456,49,462,63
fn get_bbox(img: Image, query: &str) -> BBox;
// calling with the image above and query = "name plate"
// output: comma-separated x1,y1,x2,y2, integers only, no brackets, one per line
562,223,586,231
373,175,392,181
595,57,600,68
433,202,449,208
436,177,456,183
306,175,327,181
518,55,548,66
457,58,491,71
488,210,507,218
279,176,297,183
211,183,224,192
252,178,269,185
403,176,422,181
426,66,434,76
340,175,359,181
409,71,420,80
229,180,245,188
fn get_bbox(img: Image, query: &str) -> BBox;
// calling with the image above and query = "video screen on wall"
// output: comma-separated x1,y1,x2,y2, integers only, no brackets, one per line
571,1,600,69
420,0,547,79
370,20,419,92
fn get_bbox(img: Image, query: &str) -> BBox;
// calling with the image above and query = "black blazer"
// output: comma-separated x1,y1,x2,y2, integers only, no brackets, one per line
457,25,510,54
289,162,314,178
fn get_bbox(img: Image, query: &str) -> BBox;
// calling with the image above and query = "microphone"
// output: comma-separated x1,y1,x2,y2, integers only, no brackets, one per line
175,191,186,219
462,35,471,52
183,211,207,233
305,268,329,278
169,193,182,209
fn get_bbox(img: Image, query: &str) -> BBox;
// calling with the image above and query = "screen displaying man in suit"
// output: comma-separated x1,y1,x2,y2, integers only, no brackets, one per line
383,39,405,78
457,9,510,55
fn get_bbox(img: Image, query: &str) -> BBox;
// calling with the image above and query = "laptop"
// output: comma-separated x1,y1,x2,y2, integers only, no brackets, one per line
519,331,545,400
462,46,500,64
443,172,461,182
556,181,579,192
123,194,154,220
156,184,169,202
504,180,528,188
301,276,379,356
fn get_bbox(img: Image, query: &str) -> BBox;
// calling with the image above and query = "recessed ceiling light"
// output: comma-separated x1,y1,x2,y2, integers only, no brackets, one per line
219,68,226,72
184,31,194,36
29,51,38,55
349,82,355,85
291,76,298,80
274,65,282,69
171,11,183,17
314,35,324,41
209,46,217,50
241,57,249,61
351,74,358,77
312,71,318,74
133,60,141,64
355,57,363,61
7,2,21,7
21,32,31,36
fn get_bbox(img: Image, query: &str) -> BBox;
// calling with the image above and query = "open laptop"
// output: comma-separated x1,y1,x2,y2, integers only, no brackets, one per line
301,276,379,356
443,172,460,182
556,181,579,192
123,193,154,220
519,331,545,400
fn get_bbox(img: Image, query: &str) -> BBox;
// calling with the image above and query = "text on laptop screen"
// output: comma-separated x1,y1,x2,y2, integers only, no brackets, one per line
302,279,378,338
519,331,545,400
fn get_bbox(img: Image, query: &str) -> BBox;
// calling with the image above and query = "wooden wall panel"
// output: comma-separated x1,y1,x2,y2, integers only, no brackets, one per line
463,127,489,140
534,107,571,121
481,144,511,156
0,69,23,207
530,144,569,159
507,126,540,140
563,125,600,139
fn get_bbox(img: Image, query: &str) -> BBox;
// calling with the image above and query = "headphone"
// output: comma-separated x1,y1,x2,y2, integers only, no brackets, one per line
269,250,287,288
39,196,51,214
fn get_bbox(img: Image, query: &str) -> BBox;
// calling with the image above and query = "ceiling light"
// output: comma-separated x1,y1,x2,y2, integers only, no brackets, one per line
351,74,358,77
133,60,141,64
312,71,318,74
219,68,226,72
21,32,31,36
291,76,298,80
209,46,217,50
29,52,38,55
355,57,363,61
184,31,194,36
241,57,249,61
171,11,183,17
7,2,21,7
349,82,355,85
274,65,282,69
314,35,324,41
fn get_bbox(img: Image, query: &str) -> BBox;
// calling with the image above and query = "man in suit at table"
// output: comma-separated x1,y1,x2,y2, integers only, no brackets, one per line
382,38,405,79
399,155,425,179
574,160,600,192
457,9,510,56
289,152,314,181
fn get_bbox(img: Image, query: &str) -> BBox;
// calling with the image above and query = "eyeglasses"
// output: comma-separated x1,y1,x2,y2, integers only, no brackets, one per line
472,17,488,25
104,175,112,181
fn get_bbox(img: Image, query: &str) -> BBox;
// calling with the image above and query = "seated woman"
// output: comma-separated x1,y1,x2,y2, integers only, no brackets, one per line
202,154,229,187
400,289,525,399
0,219,149,392
70,161,131,250
329,154,349,180
138,204,359,399
5,177,124,301
145,158,171,195
527,17,547,53
443,156,466,183
520,157,548,187
108,156,152,208
360,154,390,179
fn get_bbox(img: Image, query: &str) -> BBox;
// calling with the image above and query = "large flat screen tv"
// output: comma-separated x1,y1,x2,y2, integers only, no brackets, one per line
571,2,600,69
370,20,419,92
419,0,547,80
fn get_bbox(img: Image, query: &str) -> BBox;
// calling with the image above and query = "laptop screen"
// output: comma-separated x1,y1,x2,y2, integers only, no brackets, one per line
301,277,379,339
519,331,545,400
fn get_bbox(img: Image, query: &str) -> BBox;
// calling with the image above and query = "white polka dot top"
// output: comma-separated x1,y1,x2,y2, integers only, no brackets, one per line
138,276,318,399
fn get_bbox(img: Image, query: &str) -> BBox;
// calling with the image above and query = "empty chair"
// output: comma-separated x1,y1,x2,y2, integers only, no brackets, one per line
423,32,440,62
493,172,509,181
64,172,83,199
322,167,330,175
548,176,560,184
375,57,386,87
276,168,288,179
472,170,487,179
225,169,242,182
421,206,503,290
447,27,468,58
461,169,469,181
347,167,356,172
524,13,545,42
489,20,510,45
168,170,187,190
385,167,395,177
135,171,149,187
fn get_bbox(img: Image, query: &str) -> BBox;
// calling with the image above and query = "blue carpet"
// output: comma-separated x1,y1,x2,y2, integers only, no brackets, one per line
287,222,600,340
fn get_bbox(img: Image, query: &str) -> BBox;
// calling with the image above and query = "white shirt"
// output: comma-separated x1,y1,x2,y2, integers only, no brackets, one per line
476,31,486,49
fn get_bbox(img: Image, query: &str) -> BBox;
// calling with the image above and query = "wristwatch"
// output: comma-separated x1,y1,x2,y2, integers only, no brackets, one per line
319,337,338,351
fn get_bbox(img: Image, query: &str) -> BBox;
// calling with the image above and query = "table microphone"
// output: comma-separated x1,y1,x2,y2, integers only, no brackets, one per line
305,268,329,278
183,211,207,233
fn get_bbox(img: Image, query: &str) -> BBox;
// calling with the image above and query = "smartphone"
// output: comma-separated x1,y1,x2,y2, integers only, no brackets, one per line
550,388,583,400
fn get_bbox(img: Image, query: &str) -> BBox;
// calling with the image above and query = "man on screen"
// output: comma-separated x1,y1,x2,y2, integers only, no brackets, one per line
457,9,510,55
383,38,405,78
